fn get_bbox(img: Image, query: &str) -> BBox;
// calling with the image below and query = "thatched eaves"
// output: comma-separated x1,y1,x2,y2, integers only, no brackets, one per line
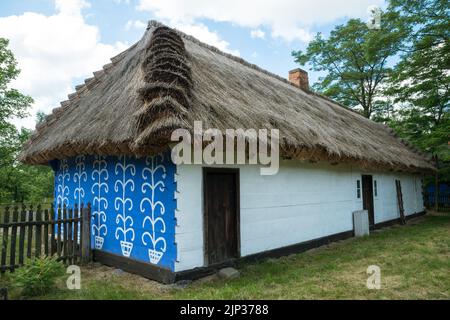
19,21,435,173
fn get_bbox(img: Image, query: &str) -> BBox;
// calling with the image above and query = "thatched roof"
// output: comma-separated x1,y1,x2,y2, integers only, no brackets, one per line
20,21,435,173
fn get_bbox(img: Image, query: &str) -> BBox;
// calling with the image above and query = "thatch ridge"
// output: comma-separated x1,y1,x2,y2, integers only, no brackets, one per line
132,26,192,151
19,20,435,173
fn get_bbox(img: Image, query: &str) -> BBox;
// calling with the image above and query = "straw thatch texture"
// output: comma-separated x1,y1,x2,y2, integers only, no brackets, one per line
19,21,435,173
133,26,192,150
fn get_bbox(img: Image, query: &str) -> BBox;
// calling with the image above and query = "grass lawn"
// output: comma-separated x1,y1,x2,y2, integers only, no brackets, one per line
1,213,449,300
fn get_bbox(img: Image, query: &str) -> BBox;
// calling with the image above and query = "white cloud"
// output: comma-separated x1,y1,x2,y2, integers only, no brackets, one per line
138,0,385,42
250,29,265,39
55,0,90,15
0,0,128,129
125,19,147,30
171,22,240,56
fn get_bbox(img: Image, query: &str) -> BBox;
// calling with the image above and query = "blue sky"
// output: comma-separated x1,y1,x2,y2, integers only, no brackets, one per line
0,0,386,129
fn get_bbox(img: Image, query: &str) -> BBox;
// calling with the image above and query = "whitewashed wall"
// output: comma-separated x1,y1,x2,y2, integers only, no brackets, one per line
372,172,423,223
175,161,424,272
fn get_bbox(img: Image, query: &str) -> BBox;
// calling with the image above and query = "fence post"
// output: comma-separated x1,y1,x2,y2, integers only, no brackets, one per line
18,205,27,266
81,204,91,264
1,207,10,273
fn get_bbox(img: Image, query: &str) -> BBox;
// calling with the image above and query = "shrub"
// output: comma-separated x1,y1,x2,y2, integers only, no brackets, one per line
0,273,11,299
12,256,65,297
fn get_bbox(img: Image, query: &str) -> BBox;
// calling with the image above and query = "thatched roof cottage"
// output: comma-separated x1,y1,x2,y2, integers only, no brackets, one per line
20,21,434,283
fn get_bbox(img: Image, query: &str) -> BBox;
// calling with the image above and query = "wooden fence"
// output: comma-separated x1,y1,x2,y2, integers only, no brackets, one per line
424,192,450,210
0,204,91,273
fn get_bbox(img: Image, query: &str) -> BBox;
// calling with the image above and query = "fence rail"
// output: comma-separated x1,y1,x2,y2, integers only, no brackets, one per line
0,204,91,273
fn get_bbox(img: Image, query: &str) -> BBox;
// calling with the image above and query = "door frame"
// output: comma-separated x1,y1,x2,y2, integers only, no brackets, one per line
361,174,375,226
202,167,241,266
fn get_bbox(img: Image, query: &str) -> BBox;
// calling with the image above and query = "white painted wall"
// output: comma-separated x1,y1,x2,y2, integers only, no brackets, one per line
372,173,424,224
175,161,424,272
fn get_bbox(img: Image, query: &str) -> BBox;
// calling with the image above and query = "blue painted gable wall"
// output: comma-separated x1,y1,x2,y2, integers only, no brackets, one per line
53,153,177,271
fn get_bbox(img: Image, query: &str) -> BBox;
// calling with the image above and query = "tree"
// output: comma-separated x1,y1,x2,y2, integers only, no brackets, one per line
0,117,54,204
36,111,47,124
386,0,449,182
0,38,33,129
387,0,449,130
0,38,53,204
292,12,407,118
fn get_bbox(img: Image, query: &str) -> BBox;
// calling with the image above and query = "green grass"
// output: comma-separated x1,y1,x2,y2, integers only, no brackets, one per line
2,214,449,300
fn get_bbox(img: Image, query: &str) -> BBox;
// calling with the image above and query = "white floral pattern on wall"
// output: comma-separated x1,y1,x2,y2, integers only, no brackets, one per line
141,154,167,265
56,159,70,209
74,155,87,210
52,153,177,270
92,156,108,250
114,155,136,258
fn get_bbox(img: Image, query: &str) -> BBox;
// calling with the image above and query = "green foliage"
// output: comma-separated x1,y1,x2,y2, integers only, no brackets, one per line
0,127,54,204
0,38,54,205
292,13,407,118
0,38,32,128
386,0,449,182
11,256,65,297
36,111,47,124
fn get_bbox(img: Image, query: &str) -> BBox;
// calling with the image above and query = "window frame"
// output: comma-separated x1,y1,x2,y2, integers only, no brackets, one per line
374,180,378,198
356,179,361,199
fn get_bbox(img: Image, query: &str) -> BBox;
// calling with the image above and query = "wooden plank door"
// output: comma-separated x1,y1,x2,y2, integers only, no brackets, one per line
362,175,375,226
203,168,240,265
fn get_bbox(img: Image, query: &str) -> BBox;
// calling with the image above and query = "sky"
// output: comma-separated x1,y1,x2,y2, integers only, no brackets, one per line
0,0,386,129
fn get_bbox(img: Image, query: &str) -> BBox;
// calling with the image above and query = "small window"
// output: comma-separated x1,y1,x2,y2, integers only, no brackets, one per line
374,180,378,197
357,180,361,199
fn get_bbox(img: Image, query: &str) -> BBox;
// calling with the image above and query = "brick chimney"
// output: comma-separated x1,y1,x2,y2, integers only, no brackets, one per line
289,68,309,91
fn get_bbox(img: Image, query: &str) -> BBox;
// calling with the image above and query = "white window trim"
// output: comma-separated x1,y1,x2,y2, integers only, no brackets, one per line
356,179,362,200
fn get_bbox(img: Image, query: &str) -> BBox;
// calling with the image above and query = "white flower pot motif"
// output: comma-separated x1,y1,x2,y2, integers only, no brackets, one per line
141,154,167,265
92,156,108,249
114,156,136,257
95,236,105,250
148,249,164,265
121,241,133,258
